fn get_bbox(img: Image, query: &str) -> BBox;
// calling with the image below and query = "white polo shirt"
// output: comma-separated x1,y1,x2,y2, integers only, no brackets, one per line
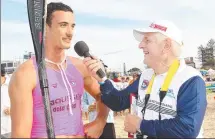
136,60,204,138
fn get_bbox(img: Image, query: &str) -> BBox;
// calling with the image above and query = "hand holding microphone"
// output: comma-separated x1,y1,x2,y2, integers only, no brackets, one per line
74,41,107,82
83,56,106,82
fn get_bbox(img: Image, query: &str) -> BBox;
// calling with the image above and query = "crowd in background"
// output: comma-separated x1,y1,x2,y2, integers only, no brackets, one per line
82,72,140,119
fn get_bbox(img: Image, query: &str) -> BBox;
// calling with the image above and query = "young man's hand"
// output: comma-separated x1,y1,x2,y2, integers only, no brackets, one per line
84,118,106,138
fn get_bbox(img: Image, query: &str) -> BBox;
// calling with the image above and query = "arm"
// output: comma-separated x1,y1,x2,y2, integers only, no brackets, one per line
100,76,140,111
8,61,36,138
140,76,207,138
84,75,109,123
70,56,109,122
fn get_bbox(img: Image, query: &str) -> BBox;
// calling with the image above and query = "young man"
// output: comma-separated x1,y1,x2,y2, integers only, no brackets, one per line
1,67,11,138
9,2,109,138
84,20,207,138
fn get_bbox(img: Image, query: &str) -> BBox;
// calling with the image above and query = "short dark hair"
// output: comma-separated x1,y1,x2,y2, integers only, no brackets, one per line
46,2,74,26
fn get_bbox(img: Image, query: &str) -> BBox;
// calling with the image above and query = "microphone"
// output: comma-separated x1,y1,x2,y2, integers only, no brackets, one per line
74,41,106,79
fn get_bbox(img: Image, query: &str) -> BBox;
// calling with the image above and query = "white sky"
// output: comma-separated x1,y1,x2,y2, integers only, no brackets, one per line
2,0,215,71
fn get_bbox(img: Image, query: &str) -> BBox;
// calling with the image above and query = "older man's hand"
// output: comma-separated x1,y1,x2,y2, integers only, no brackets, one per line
124,114,142,133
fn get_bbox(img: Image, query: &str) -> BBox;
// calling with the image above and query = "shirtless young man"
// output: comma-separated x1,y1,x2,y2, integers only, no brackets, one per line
9,2,109,138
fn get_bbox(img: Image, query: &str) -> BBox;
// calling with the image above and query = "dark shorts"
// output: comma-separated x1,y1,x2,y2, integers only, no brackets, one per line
99,123,116,139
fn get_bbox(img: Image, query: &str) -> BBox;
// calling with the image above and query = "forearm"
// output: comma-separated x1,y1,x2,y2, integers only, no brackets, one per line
11,120,32,138
11,116,32,138
11,130,31,138
101,93,130,111
100,78,139,111
95,98,110,122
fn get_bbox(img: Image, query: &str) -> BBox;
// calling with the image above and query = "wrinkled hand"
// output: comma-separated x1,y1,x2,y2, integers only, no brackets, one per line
88,103,96,112
124,114,142,133
84,119,106,138
83,56,105,82
4,107,10,116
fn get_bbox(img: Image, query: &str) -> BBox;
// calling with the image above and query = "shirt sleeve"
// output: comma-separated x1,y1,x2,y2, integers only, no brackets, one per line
100,76,140,111
140,76,207,138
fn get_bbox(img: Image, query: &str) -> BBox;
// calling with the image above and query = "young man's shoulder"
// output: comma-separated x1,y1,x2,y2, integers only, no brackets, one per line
68,56,88,77
16,59,35,73
68,56,83,65
10,59,37,85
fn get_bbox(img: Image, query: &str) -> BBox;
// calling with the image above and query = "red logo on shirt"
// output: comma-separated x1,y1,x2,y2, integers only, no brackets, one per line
141,80,149,90
52,83,57,88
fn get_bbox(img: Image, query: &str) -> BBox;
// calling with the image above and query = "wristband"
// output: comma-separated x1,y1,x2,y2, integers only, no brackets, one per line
98,81,105,85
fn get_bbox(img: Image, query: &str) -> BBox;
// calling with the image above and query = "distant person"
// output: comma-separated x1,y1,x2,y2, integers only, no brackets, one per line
126,77,130,83
81,92,89,120
206,74,211,82
129,73,138,84
120,77,129,90
113,73,121,82
119,76,129,115
1,67,11,138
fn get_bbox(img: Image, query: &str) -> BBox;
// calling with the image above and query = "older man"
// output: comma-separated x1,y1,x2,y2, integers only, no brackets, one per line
83,20,207,138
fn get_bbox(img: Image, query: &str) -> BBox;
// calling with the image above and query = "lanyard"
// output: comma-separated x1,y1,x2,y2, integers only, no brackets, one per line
141,60,180,121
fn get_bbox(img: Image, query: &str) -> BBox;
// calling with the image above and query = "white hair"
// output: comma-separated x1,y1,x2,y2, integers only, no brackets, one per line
156,33,182,57
171,41,182,57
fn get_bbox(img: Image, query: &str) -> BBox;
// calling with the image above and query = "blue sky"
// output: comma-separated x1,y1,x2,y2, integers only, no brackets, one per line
1,0,146,27
1,0,215,70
